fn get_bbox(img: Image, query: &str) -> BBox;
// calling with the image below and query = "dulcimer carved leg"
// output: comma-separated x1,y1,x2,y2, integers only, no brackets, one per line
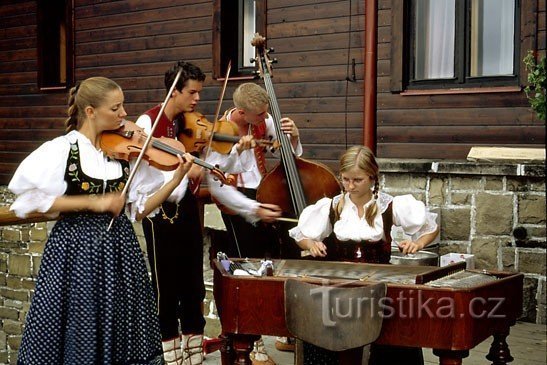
432,349,469,365
486,329,514,365
223,333,260,365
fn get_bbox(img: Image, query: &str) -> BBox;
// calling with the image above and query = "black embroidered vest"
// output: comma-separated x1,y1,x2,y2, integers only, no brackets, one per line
323,200,393,264
64,141,129,196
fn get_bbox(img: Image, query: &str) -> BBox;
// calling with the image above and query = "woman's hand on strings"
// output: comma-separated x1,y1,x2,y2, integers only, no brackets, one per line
397,240,423,255
307,240,328,257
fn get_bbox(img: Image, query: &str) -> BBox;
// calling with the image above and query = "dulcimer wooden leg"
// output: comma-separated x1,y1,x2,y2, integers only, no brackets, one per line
432,349,469,365
486,328,514,365
222,333,260,365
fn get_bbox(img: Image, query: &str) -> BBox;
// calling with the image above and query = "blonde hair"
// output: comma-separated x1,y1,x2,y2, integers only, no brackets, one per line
336,146,380,227
232,83,269,113
65,77,121,132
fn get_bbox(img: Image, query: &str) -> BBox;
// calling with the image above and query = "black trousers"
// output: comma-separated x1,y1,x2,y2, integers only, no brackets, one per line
218,188,281,259
142,191,205,340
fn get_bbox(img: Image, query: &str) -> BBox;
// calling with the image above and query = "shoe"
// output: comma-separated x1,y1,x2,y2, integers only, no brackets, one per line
250,338,276,365
162,337,183,365
182,334,204,365
274,337,295,352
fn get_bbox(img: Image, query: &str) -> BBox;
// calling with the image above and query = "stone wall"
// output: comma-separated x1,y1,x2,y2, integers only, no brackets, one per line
0,159,545,363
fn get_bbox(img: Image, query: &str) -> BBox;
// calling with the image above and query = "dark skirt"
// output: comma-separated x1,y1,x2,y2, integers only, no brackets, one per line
17,213,163,365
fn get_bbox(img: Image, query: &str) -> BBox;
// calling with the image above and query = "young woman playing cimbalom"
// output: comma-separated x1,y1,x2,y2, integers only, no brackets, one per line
289,145,439,365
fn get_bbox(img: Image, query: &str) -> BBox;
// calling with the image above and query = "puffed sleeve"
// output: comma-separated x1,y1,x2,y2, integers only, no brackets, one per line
392,195,438,239
288,197,332,242
8,137,70,218
206,147,253,174
125,159,165,221
207,173,261,223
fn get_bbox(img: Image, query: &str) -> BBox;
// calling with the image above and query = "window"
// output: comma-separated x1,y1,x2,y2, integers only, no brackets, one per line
390,0,533,91
212,0,267,79
37,0,74,90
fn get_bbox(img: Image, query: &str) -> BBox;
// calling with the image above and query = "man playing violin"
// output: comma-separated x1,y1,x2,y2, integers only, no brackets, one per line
207,82,302,363
135,60,210,365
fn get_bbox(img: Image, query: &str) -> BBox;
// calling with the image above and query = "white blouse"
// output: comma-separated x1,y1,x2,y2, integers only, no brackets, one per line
288,192,438,243
8,130,164,221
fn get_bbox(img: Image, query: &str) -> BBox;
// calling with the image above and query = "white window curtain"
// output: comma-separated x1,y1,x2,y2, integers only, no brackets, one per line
414,0,455,80
241,0,256,68
470,0,515,76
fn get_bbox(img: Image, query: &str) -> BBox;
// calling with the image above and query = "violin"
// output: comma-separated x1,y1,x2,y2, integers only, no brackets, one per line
178,111,280,154
100,120,227,184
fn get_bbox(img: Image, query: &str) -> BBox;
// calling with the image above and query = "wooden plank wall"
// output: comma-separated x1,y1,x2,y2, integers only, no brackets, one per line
0,0,364,184
377,0,546,159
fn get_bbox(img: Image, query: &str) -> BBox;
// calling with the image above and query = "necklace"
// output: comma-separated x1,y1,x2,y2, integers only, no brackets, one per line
160,203,179,224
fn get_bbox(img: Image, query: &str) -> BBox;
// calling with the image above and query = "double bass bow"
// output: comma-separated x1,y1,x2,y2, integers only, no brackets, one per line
252,34,341,218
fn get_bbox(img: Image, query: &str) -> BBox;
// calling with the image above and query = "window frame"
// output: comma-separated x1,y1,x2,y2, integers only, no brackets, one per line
36,0,74,91
212,0,267,80
390,0,536,93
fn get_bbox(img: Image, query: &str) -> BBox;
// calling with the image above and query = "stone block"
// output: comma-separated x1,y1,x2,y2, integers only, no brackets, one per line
32,256,41,277
451,193,471,205
441,208,471,240
384,175,411,189
470,237,499,269
475,193,513,235
0,253,7,272
538,278,546,306
529,178,546,192
518,250,547,275
520,277,538,322
6,277,21,290
484,177,503,191
2,230,20,242
0,351,7,364
7,335,21,351
429,178,446,205
29,228,47,241
0,332,6,350
409,176,427,190
21,279,35,291
537,304,546,325
2,320,21,335
527,226,547,239
0,289,27,302
506,178,528,192
518,195,546,224
451,176,482,190
8,255,31,277
0,307,18,321
438,243,469,256
501,247,516,271
28,241,45,254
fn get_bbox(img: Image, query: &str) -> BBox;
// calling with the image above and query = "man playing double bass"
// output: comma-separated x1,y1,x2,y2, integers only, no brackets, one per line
207,82,302,364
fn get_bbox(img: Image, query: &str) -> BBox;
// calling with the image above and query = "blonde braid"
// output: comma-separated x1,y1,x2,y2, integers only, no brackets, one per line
365,180,379,227
65,83,80,132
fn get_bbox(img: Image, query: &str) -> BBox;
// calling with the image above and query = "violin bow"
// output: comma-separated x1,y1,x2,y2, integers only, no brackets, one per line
107,69,183,231
204,60,232,160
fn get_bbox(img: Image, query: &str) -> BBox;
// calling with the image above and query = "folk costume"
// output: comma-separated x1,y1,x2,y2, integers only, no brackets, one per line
207,109,303,259
289,192,438,365
136,106,206,365
10,131,164,365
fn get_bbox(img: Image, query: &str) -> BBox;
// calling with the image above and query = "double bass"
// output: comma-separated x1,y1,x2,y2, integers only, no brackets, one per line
253,34,342,218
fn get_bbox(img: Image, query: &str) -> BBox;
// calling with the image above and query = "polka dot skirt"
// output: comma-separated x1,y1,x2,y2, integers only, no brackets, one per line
17,213,163,365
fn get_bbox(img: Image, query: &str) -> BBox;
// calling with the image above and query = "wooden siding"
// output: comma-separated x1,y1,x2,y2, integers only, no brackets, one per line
379,0,546,159
0,0,364,184
0,0,545,183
